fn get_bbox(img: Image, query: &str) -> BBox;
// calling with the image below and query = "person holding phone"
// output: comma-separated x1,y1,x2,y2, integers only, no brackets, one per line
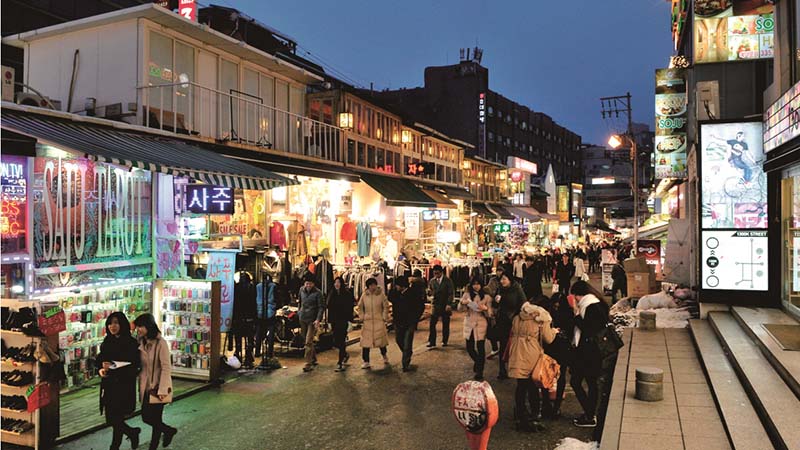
97,312,141,450
134,314,177,450
458,277,492,380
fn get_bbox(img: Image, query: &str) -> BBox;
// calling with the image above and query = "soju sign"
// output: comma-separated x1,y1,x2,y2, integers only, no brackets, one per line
492,223,510,233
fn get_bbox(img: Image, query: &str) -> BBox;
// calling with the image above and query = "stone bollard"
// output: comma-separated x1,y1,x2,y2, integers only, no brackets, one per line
639,310,657,330
635,367,664,402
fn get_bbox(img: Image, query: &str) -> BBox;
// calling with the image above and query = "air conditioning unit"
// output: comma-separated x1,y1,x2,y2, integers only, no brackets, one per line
15,92,60,110
2,66,14,102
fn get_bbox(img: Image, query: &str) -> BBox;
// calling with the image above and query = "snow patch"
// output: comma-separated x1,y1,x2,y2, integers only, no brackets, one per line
553,437,599,450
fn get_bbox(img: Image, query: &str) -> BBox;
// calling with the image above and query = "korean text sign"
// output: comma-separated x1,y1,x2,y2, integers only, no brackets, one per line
186,185,234,214
654,68,688,179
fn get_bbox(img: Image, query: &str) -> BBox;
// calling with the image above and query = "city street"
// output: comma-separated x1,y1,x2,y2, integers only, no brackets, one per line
54,312,592,450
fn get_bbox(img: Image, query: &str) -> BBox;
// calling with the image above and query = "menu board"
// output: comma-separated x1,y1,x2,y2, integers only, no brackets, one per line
655,69,688,179
701,230,767,291
694,0,774,64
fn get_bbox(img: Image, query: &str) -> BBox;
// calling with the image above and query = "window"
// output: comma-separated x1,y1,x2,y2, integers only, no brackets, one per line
488,131,495,142
357,142,366,166
377,148,385,169
367,145,376,169
347,139,356,165
497,110,503,119
394,152,401,174
488,106,494,117
521,121,527,130
220,59,239,139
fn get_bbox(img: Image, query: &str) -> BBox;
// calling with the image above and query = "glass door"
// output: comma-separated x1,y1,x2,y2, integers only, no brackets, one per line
781,165,800,318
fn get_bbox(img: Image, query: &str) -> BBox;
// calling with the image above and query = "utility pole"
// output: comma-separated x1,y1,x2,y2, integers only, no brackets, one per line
600,92,639,254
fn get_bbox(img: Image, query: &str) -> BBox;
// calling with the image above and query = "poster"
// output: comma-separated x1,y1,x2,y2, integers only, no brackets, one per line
701,230,767,291
655,68,688,179
700,122,766,229
404,211,419,240
636,239,662,276
693,0,774,64
206,251,236,332
156,238,183,279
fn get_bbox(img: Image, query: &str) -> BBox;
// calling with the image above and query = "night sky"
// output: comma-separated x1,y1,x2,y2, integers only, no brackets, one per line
226,0,673,146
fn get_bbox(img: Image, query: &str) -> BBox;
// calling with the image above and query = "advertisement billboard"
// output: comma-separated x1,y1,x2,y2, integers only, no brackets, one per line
655,68,688,179
557,185,569,222
699,122,766,229
693,1,774,64
701,230,767,291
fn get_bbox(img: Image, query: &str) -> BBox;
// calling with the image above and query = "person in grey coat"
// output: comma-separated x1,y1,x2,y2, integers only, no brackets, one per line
299,277,325,372
427,265,455,347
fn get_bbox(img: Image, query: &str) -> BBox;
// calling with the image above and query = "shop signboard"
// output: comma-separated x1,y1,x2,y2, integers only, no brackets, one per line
507,156,538,175
557,185,569,222
206,250,236,331
405,162,435,176
422,210,450,221
637,239,662,276
185,185,234,214
404,211,420,240
492,223,510,233
699,122,766,229
763,79,800,153
701,230,767,291
655,68,688,179
478,93,486,158
693,1,774,64
1,155,27,254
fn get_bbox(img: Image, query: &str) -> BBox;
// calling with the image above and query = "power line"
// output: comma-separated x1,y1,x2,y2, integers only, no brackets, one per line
297,45,369,89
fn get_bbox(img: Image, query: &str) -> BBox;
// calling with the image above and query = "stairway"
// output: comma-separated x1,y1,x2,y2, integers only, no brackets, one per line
689,307,800,450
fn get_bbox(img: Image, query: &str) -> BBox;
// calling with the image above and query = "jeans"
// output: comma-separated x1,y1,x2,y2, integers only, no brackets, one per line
300,320,317,366
466,332,486,377
515,378,541,421
571,370,599,418
107,415,136,450
142,400,176,450
730,156,752,182
394,324,416,369
332,321,349,365
428,310,450,345
362,346,387,363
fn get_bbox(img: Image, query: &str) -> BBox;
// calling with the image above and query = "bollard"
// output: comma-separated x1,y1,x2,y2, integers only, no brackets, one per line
635,367,664,402
639,310,657,330
452,380,499,450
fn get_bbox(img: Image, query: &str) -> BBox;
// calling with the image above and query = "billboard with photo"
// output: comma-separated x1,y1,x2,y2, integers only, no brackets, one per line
655,68,688,179
693,0,774,64
699,122,766,229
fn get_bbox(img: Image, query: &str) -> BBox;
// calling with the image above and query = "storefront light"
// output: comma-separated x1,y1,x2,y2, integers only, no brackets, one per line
338,112,354,130
401,130,412,144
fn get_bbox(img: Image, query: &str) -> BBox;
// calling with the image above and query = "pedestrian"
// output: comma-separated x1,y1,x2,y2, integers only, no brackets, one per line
484,267,505,359
133,314,177,450
389,275,425,372
574,250,587,282
540,293,575,419
507,301,557,432
494,272,525,379
427,265,454,347
513,254,525,281
569,281,610,428
255,275,277,361
298,276,324,372
542,251,553,283
522,256,543,301
327,277,355,372
358,277,390,369
555,253,575,295
97,312,141,450
611,261,627,303
458,277,492,380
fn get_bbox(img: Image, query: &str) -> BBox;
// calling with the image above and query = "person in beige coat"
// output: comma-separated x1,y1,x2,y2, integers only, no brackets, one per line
458,277,492,380
357,278,390,369
134,314,178,450
507,302,557,432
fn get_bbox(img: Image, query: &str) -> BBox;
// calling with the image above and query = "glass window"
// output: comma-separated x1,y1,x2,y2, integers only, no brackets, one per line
782,166,800,312
394,153,401,174
275,79,289,151
377,148,385,169
357,142,366,167
174,41,195,133
241,68,259,143
347,139,356,165
148,32,174,124
367,145,376,169
289,85,304,152
220,59,239,140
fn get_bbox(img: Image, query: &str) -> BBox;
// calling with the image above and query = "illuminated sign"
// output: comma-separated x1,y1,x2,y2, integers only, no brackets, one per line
693,1,774,64
702,230,767,291
405,162,435,176
509,170,525,183
507,156,538,175
492,223,511,233
637,239,662,275
478,93,486,124
186,185,234,214
764,78,800,153
655,68,688,179
478,93,487,158
422,210,450,221
592,177,615,185
1,155,27,253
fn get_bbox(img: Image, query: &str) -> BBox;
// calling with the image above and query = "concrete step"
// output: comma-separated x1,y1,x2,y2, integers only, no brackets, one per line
689,319,770,450
708,312,800,450
730,307,800,400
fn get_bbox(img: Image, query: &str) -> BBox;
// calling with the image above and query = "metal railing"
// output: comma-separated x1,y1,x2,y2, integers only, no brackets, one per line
138,82,341,162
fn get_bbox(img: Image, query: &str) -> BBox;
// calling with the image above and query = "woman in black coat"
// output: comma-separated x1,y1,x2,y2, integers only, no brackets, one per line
540,293,575,419
97,312,141,450
327,277,355,372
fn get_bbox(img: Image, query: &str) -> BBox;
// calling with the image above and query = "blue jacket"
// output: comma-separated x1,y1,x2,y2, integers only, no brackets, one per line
256,281,277,320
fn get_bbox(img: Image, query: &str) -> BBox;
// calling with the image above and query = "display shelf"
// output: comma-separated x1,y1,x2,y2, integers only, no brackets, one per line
1,428,35,447
0,383,33,391
1,360,35,369
1,407,31,415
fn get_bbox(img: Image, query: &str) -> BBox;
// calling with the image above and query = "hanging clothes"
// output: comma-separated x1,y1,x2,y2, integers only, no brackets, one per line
357,222,372,257
288,221,308,257
269,222,287,250
314,258,335,298
340,221,357,241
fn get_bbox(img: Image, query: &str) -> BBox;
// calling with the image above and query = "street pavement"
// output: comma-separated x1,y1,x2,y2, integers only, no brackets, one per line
55,310,594,450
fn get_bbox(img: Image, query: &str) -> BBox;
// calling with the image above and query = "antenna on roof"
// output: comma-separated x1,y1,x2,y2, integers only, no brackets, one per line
473,47,483,64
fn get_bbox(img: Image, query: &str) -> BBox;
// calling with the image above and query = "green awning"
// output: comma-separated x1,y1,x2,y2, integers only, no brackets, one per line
359,173,438,208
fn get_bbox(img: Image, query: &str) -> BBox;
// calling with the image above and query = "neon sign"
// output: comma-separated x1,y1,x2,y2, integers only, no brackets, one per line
186,185,234,214
1,156,27,253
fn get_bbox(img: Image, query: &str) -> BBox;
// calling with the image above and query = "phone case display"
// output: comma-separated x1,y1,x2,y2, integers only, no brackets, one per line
43,283,152,390
154,280,221,381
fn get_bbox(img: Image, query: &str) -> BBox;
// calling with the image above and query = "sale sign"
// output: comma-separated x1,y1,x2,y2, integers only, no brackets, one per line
38,305,67,336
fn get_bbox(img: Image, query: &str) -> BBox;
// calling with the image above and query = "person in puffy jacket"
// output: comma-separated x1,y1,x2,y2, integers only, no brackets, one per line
299,277,325,372
255,275,277,359
327,277,355,372
358,278,390,369
458,277,492,380
507,302,557,432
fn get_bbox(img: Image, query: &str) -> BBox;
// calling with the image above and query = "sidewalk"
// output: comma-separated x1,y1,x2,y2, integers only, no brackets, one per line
601,327,731,450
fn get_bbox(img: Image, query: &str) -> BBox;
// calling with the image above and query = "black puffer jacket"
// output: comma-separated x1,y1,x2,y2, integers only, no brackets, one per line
96,334,140,418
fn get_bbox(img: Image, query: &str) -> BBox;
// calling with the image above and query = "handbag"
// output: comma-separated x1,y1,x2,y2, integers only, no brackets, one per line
147,339,173,404
595,323,624,359
531,325,560,389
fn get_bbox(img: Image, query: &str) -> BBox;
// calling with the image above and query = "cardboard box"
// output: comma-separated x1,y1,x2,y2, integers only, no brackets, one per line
623,257,649,273
627,272,655,298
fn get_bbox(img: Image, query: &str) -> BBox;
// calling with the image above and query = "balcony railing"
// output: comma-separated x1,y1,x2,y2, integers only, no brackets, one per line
138,82,341,162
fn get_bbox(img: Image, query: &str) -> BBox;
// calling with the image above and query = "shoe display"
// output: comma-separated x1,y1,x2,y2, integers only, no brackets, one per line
1,394,28,411
1,343,36,363
1,370,34,387
1,417,34,434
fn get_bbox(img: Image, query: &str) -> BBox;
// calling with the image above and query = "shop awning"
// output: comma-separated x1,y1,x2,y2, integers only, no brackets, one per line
1,105,297,190
359,172,438,208
507,206,541,222
440,186,475,201
421,189,457,209
623,222,668,242
487,203,515,220
470,202,497,218
212,146,360,183
531,187,550,199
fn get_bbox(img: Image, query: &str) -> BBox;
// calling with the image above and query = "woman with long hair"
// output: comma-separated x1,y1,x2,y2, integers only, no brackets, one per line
97,312,141,450
133,314,178,450
327,277,355,372
458,277,492,380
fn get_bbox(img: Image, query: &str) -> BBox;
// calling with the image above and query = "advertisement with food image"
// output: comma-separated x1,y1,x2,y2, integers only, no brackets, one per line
699,122,766,229
655,68,688,179
693,0,774,63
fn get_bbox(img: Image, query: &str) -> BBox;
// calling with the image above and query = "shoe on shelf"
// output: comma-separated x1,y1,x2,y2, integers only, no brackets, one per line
360,362,371,370
573,415,597,428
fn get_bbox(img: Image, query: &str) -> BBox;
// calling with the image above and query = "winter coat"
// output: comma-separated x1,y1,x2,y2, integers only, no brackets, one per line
555,261,575,290
495,281,526,331
389,286,426,328
138,335,172,403
358,287,390,348
232,280,257,330
256,281,277,320
485,276,501,297
298,286,325,323
573,295,610,377
457,291,492,341
574,258,586,279
507,303,557,379
429,275,455,313
523,263,543,300
327,288,355,325
96,333,140,419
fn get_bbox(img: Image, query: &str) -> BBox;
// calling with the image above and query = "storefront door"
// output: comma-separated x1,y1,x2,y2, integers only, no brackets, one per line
781,165,800,318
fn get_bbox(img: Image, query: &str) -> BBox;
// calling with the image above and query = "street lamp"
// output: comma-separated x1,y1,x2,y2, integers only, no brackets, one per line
608,133,639,255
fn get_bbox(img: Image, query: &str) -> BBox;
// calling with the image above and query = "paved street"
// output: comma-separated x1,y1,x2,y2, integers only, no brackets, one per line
55,312,593,450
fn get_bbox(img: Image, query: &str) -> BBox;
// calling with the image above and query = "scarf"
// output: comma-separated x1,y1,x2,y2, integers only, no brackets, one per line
573,294,600,347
